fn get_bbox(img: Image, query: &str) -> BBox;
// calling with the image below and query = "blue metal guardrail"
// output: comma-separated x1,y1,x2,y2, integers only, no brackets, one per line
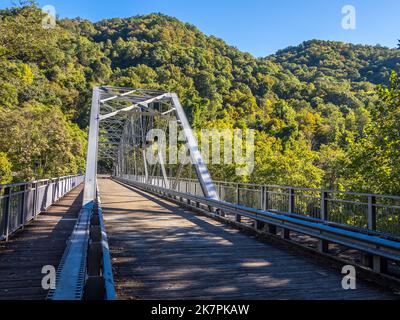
126,175,400,238
48,189,115,300
116,176,400,275
0,175,84,241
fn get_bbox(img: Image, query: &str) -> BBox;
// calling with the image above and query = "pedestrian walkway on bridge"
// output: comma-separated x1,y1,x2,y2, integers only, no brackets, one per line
0,185,83,300
98,178,394,300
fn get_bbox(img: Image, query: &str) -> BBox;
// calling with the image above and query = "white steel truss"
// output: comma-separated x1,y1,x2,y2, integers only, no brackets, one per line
83,86,219,205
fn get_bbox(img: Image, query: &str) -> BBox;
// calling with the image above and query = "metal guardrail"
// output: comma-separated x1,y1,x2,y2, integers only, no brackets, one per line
116,176,400,274
49,187,115,300
127,175,400,238
0,175,84,241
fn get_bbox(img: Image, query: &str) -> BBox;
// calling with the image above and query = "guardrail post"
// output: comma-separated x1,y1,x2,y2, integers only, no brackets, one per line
361,253,373,269
236,214,241,223
3,187,11,241
255,220,265,232
318,239,329,253
372,255,388,274
368,195,376,231
237,184,240,205
361,252,388,274
267,224,277,235
282,228,290,240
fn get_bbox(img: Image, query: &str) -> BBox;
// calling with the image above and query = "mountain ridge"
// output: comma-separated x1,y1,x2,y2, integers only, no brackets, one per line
1,6,399,195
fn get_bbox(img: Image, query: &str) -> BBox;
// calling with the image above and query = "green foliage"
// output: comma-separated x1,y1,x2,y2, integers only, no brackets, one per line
0,152,12,184
0,104,86,181
345,71,400,194
0,4,399,194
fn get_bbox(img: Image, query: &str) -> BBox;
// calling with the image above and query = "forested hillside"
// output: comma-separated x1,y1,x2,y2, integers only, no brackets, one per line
1,4,400,195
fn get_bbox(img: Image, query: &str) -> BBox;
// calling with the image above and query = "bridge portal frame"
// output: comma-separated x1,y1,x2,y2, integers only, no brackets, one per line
83,86,219,206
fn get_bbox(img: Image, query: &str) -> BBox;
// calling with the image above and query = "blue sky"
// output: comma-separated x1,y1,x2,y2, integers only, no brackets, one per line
2,0,400,57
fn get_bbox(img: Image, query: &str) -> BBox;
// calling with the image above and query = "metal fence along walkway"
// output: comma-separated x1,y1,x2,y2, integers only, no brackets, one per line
0,176,84,241
0,183,83,300
98,178,394,300
125,175,400,237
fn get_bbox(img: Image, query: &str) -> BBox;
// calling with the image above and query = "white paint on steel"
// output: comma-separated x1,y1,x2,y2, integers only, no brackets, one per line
169,93,219,200
83,87,100,205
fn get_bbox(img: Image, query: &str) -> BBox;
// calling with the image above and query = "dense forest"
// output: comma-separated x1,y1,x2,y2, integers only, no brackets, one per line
1,4,400,195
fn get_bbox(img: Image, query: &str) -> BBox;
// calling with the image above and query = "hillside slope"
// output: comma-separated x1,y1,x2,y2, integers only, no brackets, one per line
1,5,399,194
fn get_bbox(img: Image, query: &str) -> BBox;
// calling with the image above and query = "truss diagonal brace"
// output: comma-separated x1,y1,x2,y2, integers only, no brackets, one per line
168,93,219,200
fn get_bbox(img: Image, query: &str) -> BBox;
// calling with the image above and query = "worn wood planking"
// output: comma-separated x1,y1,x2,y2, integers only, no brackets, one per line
0,185,83,300
99,179,396,300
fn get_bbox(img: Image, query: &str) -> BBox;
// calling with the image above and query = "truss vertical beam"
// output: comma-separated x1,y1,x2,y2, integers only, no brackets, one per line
142,149,149,182
83,87,100,205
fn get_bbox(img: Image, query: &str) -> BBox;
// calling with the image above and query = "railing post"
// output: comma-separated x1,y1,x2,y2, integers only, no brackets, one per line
288,188,295,213
237,184,240,205
32,182,37,219
56,178,60,201
368,195,376,231
261,186,266,211
51,179,55,203
3,187,11,240
319,191,329,253
19,184,27,228
321,191,328,221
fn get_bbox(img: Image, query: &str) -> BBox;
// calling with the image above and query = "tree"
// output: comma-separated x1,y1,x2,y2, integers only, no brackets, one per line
0,104,86,181
2,3,400,193
345,71,400,194
0,152,12,184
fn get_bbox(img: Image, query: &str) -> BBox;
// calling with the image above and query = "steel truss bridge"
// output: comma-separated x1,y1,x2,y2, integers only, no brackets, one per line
0,87,400,300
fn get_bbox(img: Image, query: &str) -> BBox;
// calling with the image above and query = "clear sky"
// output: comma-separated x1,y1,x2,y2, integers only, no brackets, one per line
2,0,400,57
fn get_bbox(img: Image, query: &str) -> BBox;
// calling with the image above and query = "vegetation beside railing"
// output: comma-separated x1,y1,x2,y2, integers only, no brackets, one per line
124,175,400,237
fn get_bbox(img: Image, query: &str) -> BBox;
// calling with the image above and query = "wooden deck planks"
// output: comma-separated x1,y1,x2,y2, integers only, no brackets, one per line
0,185,83,300
99,179,396,300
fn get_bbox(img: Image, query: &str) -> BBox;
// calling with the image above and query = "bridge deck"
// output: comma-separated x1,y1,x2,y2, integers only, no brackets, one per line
99,179,394,300
0,185,83,300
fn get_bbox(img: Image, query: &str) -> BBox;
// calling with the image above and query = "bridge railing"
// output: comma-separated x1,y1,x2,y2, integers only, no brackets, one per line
0,175,84,241
123,175,400,238
115,175,400,275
